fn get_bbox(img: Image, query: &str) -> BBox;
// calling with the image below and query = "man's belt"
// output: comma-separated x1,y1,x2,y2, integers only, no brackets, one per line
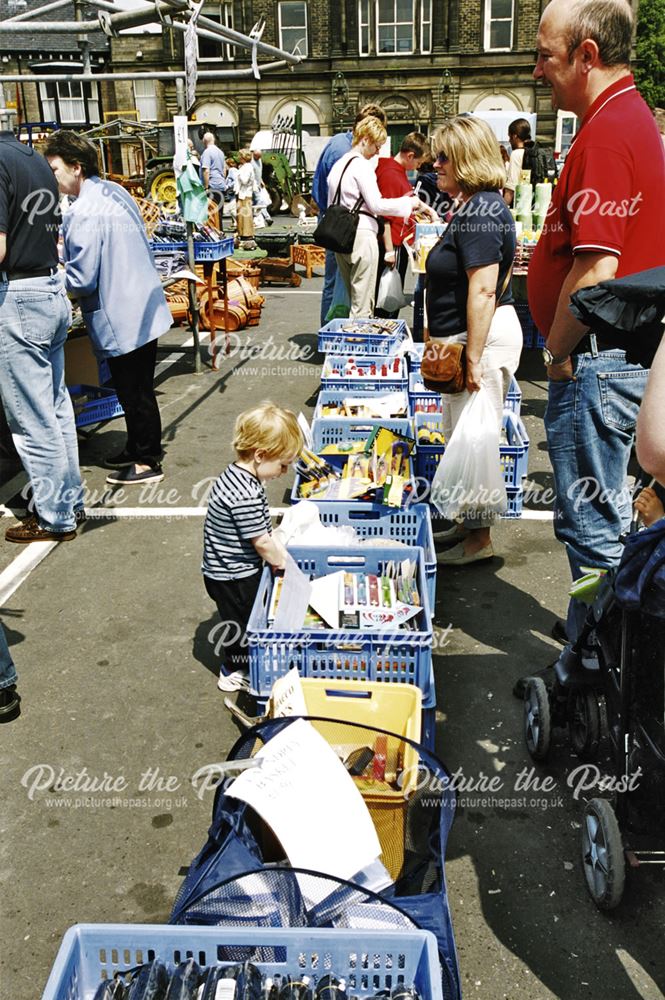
572,333,615,355
0,267,58,282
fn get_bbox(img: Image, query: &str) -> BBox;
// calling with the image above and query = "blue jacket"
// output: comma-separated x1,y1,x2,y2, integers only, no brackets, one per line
311,131,353,212
62,176,172,359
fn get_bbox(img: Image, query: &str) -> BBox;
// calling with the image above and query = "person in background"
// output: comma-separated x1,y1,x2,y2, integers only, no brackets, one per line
44,130,172,487
426,117,521,566
312,103,388,325
224,156,239,229
234,149,259,249
326,117,431,318
202,402,303,692
200,132,227,207
0,126,83,543
513,0,665,697
375,131,432,319
251,149,273,227
502,118,532,207
0,622,19,721
187,138,200,169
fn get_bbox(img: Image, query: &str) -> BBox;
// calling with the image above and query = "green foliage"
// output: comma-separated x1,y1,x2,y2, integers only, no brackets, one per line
634,0,665,109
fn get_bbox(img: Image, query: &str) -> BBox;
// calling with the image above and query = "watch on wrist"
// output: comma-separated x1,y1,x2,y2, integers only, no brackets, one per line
542,347,569,366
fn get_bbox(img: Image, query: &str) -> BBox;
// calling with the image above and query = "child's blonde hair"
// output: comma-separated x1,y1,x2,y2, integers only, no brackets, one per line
233,401,303,461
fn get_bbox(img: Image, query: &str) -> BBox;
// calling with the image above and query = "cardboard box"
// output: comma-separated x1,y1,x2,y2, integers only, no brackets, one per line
65,331,110,386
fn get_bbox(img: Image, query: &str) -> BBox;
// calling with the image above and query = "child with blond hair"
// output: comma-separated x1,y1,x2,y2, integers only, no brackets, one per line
202,401,303,691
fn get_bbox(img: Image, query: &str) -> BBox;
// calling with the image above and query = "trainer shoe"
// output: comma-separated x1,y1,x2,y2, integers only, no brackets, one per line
0,685,20,719
106,464,164,486
217,669,251,692
438,541,494,565
5,519,76,543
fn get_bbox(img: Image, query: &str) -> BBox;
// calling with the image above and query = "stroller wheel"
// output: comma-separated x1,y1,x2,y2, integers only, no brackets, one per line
568,690,607,762
523,677,551,761
582,798,625,910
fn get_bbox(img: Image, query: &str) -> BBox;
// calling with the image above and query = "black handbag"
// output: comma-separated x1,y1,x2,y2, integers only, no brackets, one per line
313,156,365,254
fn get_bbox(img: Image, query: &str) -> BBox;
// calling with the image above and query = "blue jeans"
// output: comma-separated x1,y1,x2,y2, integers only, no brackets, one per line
0,622,17,690
320,234,337,326
0,274,82,531
545,349,648,641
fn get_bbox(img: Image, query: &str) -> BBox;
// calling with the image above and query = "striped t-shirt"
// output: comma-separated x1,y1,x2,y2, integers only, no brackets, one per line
202,463,271,580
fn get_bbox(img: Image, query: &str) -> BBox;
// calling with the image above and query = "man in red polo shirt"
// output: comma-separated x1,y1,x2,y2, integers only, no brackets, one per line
375,132,431,318
515,0,665,695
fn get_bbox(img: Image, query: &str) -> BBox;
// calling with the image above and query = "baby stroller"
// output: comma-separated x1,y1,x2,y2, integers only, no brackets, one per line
522,516,665,909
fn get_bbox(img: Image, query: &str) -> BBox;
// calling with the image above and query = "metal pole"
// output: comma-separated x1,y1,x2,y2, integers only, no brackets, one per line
4,0,73,21
175,77,202,375
0,62,293,83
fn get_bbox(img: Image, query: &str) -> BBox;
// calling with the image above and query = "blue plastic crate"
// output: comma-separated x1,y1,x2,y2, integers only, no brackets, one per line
291,453,415,507
321,355,408,392
408,372,443,415
68,385,124,428
311,500,436,615
42,924,445,1000
318,317,408,356
311,415,414,452
414,412,446,483
312,386,410,424
504,485,524,518
504,375,522,416
515,301,546,349
247,545,433,701
500,411,530,487
150,236,235,263
407,342,424,373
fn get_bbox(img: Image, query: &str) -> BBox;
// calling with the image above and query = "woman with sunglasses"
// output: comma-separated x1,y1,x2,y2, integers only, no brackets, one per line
326,116,434,317
426,116,522,565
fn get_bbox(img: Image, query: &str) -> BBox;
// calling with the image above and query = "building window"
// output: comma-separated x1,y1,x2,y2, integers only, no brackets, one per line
278,1,308,57
358,0,370,56
133,79,158,121
556,110,578,158
420,0,432,53
198,2,234,61
39,79,101,125
376,0,414,55
484,0,514,52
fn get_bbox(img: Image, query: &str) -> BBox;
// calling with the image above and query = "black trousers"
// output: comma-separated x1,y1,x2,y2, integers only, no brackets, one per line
204,571,262,671
374,243,410,319
107,339,162,464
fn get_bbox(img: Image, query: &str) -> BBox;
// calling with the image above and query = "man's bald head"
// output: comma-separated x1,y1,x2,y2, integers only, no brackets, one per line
541,0,633,66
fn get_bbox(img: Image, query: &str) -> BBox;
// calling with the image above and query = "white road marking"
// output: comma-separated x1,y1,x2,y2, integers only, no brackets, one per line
0,540,58,605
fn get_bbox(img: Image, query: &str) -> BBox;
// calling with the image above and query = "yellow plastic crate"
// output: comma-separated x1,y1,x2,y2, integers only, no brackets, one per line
271,679,423,879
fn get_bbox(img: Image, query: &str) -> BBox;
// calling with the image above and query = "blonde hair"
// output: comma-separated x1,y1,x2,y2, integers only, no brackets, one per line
233,402,303,461
432,117,506,195
352,117,387,148
238,147,252,164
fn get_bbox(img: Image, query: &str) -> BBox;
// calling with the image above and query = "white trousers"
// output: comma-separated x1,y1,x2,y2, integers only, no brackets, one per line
335,228,379,318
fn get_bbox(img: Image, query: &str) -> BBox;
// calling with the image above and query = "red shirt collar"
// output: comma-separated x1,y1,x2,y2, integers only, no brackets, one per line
578,72,636,131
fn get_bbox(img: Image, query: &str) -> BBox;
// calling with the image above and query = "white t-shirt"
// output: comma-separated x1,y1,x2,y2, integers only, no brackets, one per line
505,147,525,193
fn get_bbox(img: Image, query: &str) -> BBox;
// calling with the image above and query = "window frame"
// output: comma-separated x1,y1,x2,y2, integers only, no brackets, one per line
420,0,432,55
133,78,158,122
277,1,308,58
483,0,514,53
555,110,578,158
198,2,235,62
358,0,371,56
375,0,415,57
38,78,101,125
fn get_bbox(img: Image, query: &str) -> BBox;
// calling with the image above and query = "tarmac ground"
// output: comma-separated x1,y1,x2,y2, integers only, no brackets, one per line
1,258,664,1000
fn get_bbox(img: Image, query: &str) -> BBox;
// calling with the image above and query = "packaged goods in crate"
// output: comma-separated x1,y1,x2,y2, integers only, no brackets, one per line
313,501,436,615
318,317,408,356
414,412,446,483
43,924,447,1000
247,545,433,699
315,390,410,421
321,355,408,392
408,372,443,414
294,428,415,507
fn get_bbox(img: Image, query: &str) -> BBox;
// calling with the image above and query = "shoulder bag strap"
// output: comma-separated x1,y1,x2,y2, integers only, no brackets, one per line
331,155,360,206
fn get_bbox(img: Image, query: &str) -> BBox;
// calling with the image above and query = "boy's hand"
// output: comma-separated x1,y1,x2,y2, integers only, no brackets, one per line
633,486,665,528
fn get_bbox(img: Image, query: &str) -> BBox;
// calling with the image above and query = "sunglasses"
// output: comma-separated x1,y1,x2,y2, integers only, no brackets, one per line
435,152,449,164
